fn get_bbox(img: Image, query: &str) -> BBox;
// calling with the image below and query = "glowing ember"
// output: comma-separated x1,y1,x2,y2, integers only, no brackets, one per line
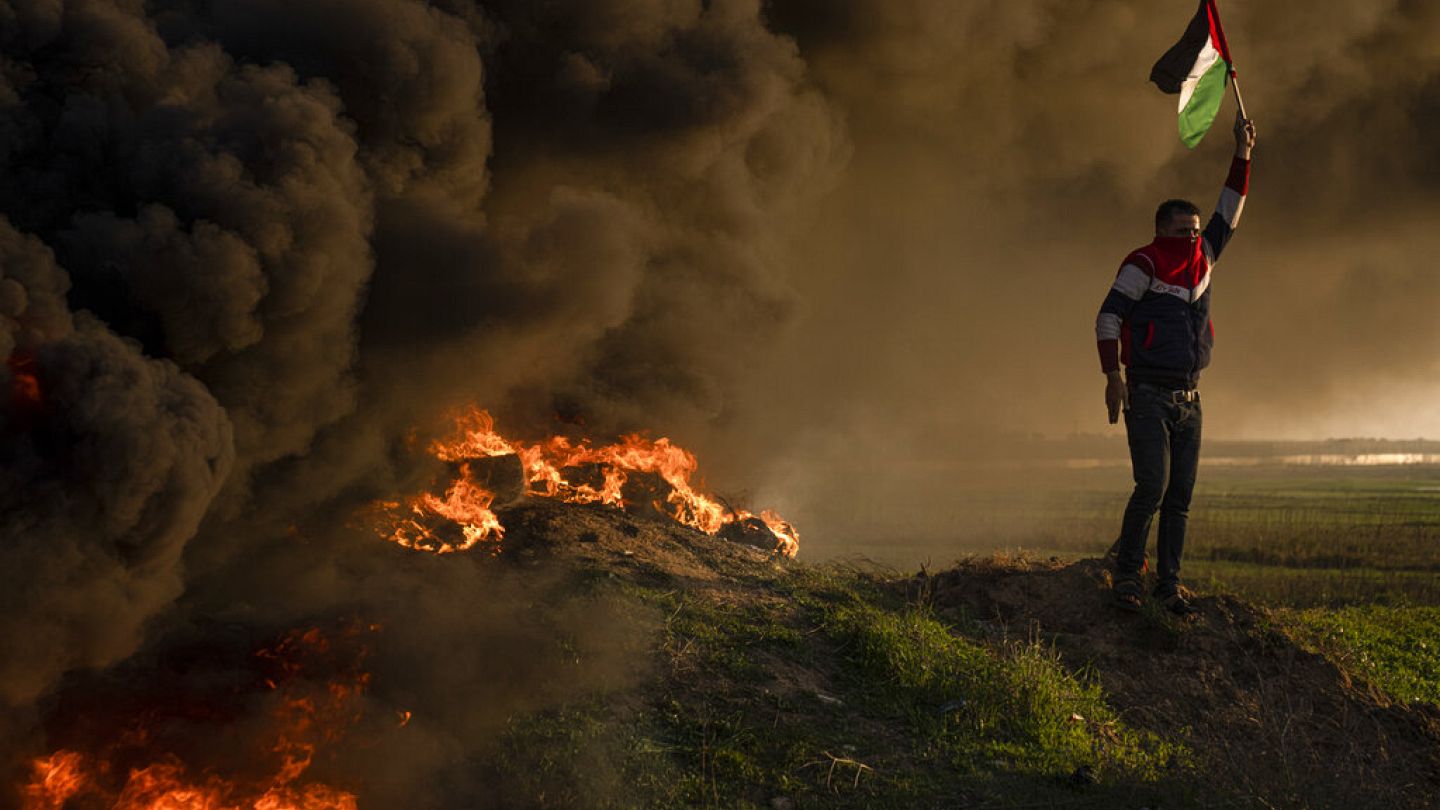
5,351,44,434
21,624,374,810
7,351,42,407
370,406,800,557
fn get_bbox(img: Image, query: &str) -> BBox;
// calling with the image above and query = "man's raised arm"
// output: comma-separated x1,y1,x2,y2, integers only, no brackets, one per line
1201,113,1257,264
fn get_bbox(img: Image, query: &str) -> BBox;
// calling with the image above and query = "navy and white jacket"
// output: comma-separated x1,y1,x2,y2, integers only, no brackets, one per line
1095,156,1251,388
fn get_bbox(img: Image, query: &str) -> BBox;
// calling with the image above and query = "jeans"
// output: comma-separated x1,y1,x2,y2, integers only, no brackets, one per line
1114,383,1202,596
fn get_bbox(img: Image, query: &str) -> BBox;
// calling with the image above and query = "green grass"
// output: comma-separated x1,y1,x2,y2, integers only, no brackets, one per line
498,566,1201,808
470,568,1437,809
1017,465,1440,573
485,700,632,807
824,599,1187,781
1283,605,1440,706
481,463,1440,806
1031,465,1440,710
854,463,1440,610
1186,559,1440,608
821,461,1440,720
839,468,1439,595
483,563,1212,808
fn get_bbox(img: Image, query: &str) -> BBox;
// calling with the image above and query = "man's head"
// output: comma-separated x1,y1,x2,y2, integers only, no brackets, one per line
1154,199,1202,239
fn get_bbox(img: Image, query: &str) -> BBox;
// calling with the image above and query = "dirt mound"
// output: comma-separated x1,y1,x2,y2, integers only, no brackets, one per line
492,505,1440,807
345,497,1440,807
909,556,1440,808
494,497,783,587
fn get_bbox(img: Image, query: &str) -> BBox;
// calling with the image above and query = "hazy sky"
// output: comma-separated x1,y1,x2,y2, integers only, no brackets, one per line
760,0,1440,446
730,0,1440,554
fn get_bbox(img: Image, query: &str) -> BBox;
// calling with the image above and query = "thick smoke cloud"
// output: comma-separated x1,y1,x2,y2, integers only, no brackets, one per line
0,0,845,773
1,0,373,498
0,220,232,706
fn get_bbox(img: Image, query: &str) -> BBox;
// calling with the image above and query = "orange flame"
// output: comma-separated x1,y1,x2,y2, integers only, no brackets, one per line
372,466,507,555
369,406,799,557
22,751,84,810
24,755,360,810
21,624,374,810
760,510,801,558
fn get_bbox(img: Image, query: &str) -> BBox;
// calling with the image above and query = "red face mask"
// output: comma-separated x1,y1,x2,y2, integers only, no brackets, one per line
1149,235,1202,277
1153,234,1199,252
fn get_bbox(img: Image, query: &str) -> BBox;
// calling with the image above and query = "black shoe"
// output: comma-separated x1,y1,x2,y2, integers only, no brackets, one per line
1156,590,1197,620
1113,574,1143,612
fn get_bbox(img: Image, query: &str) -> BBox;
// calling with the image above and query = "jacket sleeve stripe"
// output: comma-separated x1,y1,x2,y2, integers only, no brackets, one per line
1096,312,1123,341
1109,263,1150,300
1099,288,1138,318
1203,156,1250,263
1191,269,1211,301
1097,339,1121,373
1225,156,1250,195
1215,186,1245,227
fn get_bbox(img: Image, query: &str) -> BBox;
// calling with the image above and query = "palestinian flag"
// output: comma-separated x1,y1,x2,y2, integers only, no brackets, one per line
1151,0,1234,148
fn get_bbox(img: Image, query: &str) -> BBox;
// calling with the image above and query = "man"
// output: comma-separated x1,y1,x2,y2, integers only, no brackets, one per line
1095,112,1256,616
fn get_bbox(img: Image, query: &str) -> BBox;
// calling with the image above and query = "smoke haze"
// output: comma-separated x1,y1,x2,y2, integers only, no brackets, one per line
2,0,1438,794
736,0,1440,554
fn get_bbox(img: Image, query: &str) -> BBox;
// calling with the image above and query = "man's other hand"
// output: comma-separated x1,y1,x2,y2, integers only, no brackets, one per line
1234,113,1256,158
1105,372,1128,424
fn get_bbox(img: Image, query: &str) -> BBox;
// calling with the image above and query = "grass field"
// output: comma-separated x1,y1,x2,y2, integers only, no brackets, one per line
1021,464,1440,606
463,469,1440,808
479,488,1440,808
804,461,1440,718
818,462,1440,605
1043,464,1440,716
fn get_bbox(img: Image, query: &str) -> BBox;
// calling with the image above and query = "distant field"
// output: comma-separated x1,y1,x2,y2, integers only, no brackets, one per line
1023,463,1440,607
817,462,1440,608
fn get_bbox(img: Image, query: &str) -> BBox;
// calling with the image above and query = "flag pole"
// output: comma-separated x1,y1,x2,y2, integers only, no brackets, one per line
1229,69,1249,120
1209,0,1248,120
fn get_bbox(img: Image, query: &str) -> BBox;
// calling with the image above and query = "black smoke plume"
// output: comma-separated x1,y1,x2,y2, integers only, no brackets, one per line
1,0,843,799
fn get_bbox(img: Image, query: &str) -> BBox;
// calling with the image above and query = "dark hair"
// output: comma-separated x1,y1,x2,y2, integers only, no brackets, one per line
1154,198,1201,230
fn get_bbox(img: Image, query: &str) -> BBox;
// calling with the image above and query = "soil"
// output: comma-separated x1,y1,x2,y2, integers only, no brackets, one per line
913,554,1440,809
